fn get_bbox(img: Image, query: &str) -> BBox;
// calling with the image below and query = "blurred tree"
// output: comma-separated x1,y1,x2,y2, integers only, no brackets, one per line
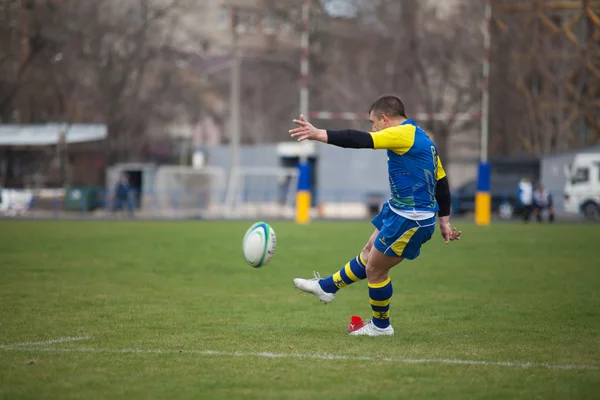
56,0,190,162
0,0,60,122
0,0,199,164
310,0,483,163
490,0,600,155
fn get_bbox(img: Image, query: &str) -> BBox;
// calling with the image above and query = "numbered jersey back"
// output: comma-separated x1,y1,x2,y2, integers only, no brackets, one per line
370,119,446,213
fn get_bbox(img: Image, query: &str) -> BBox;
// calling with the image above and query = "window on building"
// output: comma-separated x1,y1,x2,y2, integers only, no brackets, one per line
218,5,230,29
247,11,258,33
263,14,276,35
572,167,589,184
234,8,247,34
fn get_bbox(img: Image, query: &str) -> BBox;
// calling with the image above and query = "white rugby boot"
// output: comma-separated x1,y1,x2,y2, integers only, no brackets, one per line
349,320,394,336
293,272,336,304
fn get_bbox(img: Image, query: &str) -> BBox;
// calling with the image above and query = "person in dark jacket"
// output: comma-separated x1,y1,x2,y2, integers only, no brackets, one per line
533,184,554,223
113,174,133,217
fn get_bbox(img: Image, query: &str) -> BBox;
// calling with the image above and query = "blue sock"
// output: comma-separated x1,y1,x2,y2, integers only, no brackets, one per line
369,278,393,329
319,254,367,294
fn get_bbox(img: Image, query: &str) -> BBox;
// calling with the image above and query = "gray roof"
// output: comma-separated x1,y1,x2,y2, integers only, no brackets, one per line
0,124,107,146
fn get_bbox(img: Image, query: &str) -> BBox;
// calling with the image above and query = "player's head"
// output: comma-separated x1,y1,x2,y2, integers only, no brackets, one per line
368,95,407,131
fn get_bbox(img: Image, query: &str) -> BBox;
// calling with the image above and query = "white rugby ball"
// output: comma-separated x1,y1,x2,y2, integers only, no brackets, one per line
242,222,276,268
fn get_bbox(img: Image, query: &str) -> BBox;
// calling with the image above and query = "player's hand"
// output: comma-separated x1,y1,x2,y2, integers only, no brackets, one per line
439,218,461,244
289,115,327,143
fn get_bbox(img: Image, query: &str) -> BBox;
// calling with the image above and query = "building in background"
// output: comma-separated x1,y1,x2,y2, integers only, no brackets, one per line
162,0,310,161
172,0,304,55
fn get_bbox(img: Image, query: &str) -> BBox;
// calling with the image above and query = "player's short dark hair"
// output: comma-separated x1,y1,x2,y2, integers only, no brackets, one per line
369,95,407,119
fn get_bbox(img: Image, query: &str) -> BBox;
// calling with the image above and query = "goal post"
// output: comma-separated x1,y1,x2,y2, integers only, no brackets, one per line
152,166,226,218
223,166,299,220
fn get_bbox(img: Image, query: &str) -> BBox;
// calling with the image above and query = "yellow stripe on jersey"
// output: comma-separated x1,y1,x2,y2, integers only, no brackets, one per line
370,298,391,307
368,277,391,289
436,156,447,180
390,227,419,256
343,263,360,282
358,253,366,266
369,125,416,154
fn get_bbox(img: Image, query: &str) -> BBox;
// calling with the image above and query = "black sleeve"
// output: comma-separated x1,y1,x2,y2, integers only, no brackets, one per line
436,177,451,217
326,129,374,149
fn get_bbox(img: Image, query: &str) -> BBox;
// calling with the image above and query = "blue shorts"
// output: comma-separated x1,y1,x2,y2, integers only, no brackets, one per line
371,202,436,260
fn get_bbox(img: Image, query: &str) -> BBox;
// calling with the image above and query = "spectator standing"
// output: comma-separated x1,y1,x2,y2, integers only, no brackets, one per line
533,184,555,223
113,174,133,218
518,176,534,222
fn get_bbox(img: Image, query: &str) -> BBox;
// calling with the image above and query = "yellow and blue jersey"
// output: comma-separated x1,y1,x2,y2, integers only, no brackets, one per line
369,119,446,213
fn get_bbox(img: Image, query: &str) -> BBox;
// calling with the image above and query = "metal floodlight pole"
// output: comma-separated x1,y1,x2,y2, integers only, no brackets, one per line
230,8,242,178
300,0,310,120
224,5,242,213
481,0,492,164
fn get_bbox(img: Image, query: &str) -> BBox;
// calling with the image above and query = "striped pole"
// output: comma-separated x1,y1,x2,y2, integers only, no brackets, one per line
475,0,492,226
295,161,312,224
296,0,312,224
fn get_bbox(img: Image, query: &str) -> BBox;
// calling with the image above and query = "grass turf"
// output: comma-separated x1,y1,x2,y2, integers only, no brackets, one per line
0,220,599,399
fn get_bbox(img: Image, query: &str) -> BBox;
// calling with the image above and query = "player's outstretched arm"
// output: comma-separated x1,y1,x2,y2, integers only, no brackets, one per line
290,115,374,149
436,177,462,244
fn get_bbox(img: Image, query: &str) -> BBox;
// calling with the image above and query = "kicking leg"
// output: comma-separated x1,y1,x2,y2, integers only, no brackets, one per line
293,229,378,304
350,211,437,337
318,229,378,293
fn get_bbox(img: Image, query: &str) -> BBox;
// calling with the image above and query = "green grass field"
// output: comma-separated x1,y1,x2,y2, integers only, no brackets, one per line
1,220,599,399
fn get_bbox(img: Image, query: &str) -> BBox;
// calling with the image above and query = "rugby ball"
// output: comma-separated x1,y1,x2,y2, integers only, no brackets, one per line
242,222,276,268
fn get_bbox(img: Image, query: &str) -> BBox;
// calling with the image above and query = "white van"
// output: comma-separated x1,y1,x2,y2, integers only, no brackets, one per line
564,153,600,221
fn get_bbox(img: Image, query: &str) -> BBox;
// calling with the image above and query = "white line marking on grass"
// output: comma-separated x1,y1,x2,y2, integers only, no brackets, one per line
0,345,598,371
0,336,92,348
